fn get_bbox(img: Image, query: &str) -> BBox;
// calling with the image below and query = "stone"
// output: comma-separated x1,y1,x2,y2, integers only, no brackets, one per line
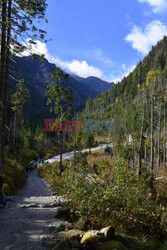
100,226,115,239
52,239,69,250
21,203,40,208
49,221,72,232
51,190,58,195
54,196,68,204
80,230,101,244
60,229,85,241
54,207,71,220
41,203,60,208
99,240,128,250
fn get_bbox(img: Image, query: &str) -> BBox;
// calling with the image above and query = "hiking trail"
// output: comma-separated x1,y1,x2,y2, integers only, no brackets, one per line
0,172,66,250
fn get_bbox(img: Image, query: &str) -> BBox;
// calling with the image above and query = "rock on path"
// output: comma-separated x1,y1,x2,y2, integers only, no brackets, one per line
0,172,66,250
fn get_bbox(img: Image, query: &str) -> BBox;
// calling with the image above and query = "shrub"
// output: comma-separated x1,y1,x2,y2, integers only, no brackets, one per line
3,158,26,195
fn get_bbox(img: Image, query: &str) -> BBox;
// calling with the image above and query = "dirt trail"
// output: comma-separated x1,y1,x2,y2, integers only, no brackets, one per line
0,172,64,250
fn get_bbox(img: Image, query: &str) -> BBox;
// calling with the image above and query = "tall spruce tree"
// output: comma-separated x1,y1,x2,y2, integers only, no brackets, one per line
0,0,47,173
46,68,73,176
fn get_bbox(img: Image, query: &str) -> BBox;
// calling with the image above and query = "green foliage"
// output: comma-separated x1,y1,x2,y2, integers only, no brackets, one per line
11,0,48,55
46,67,73,121
3,158,26,195
77,37,167,159
39,152,162,234
11,80,30,113
84,132,95,152
160,240,167,250
38,162,63,190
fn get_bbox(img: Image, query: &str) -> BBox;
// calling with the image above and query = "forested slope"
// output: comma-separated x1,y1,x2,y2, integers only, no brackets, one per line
80,36,167,123
79,36,167,172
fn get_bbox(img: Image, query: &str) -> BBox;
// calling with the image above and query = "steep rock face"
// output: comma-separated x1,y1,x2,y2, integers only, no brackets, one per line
82,76,114,94
9,55,114,123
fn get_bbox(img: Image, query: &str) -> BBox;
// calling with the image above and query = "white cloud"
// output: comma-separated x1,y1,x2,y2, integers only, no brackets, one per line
21,40,105,79
65,60,104,79
125,20,167,55
20,40,136,83
21,40,50,58
138,0,167,13
109,64,136,83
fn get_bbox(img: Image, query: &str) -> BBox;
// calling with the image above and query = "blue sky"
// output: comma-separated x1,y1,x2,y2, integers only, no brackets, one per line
24,0,167,82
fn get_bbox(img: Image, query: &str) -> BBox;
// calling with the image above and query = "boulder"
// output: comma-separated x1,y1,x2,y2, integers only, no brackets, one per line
61,229,85,241
52,239,69,250
49,221,72,232
100,226,115,239
80,230,102,244
21,203,40,208
41,203,60,208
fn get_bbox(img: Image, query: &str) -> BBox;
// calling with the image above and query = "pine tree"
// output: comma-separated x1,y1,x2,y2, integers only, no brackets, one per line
46,68,73,176
0,0,47,173
11,79,30,146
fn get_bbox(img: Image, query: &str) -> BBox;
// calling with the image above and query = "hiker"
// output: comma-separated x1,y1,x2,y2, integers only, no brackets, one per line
0,174,6,207
28,161,33,175
35,161,38,169
37,158,41,164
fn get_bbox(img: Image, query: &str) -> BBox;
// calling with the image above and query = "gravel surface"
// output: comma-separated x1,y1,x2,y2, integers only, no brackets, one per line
0,172,65,250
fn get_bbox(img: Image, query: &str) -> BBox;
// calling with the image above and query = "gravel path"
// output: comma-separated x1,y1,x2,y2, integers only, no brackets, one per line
0,172,65,250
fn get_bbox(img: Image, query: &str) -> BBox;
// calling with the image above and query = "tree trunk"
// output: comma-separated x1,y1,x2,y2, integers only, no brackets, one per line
13,111,17,147
163,98,166,169
132,134,136,172
138,99,146,178
144,144,147,166
0,0,7,174
157,103,161,171
150,91,154,174
59,130,63,176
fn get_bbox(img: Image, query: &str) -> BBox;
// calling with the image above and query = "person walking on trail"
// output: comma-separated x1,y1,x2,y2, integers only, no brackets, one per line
28,161,33,176
35,161,38,169
37,158,41,166
0,174,6,207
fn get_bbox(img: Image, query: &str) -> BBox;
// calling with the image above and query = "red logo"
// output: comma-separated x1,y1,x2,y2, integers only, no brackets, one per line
44,120,82,132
